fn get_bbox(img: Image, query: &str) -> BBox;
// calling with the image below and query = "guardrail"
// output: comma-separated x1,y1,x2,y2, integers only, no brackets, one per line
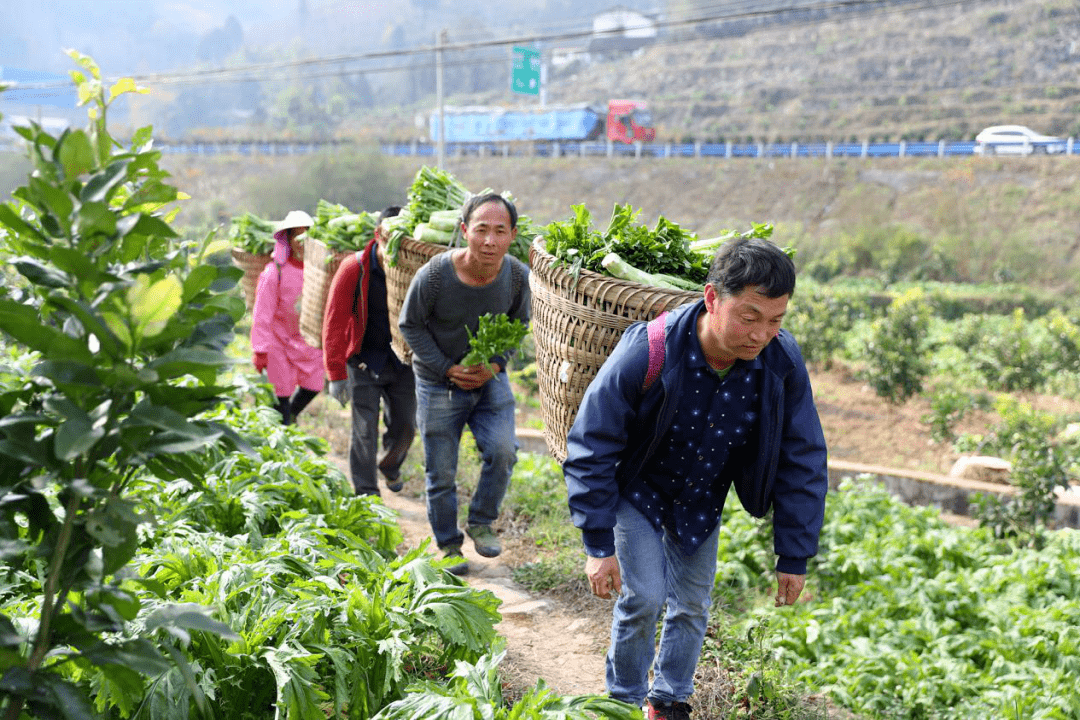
381,138,1078,159
3,137,1076,159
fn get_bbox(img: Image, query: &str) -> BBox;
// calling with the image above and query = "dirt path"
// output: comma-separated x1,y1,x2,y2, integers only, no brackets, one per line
327,455,609,699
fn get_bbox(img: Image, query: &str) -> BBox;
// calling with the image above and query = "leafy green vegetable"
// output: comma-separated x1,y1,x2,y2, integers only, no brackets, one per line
387,170,534,266
690,222,773,253
308,198,378,252
373,647,640,719
542,204,607,284
227,211,276,254
381,209,414,267
459,313,529,373
601,252,699,291
543,205,792,290
405,165,470,232
544,203,708,286
715,478,1080,720
427,209,461,232
413,222,455,245
383,165,469,265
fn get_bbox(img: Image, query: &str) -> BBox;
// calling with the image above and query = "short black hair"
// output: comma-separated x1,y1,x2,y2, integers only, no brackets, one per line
706,236,796,299
377,205,402,225
461,193,517,229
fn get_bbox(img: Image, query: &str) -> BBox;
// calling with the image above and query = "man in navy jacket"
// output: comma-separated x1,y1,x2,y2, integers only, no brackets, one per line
563,237,827,720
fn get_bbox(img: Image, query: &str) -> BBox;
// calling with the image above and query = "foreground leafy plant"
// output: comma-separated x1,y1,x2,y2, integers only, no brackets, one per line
0,54,242,718
373,645,639,720
716,479,1080,719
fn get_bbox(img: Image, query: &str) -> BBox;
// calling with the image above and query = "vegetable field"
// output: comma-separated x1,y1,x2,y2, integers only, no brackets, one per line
0,59,636,720
4,55,1080,720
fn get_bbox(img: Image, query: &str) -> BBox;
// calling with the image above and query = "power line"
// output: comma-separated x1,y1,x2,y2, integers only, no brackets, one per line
7,0,973,92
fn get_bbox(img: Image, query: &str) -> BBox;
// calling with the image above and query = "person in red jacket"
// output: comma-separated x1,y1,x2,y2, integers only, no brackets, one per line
321,206,416,496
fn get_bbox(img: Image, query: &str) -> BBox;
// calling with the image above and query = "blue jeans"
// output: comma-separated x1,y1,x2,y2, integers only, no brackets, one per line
606,497,720,706
414,373,518,549
347,359,416,496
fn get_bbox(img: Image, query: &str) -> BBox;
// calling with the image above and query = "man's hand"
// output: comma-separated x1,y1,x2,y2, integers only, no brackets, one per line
446,362,499,391
253,352,268,373
775,572,806,606
328,379,349,407
585,555,621,599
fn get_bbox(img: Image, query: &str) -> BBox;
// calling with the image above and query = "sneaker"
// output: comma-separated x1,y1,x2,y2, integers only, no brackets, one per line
646,699,692,720
384,476,404,493
441,546,468,576
465,524,502,558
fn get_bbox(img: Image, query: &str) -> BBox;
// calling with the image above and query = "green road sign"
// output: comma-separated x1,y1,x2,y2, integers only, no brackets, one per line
511,46,540,95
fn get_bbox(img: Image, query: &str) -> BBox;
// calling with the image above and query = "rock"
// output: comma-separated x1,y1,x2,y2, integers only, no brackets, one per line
500,599,551,616
949,455,1012,485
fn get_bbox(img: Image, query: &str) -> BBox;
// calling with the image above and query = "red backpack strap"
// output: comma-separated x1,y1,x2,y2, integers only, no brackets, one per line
643,311,668,391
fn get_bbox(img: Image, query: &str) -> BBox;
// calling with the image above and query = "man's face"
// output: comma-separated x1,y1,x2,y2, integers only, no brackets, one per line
461,200,516,272
702,284,789,364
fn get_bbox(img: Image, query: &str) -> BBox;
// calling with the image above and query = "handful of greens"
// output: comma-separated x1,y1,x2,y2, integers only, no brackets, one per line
459,313,529,374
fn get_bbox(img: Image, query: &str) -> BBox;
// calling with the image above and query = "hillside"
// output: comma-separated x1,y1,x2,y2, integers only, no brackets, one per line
163,151,1080,292
561,0,1080,142
354,0,1080,145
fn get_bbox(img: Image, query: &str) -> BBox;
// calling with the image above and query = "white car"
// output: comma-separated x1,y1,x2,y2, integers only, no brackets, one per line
974,125,1067,155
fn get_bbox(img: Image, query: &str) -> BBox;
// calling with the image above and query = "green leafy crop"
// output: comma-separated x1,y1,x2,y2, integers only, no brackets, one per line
460,313,530,374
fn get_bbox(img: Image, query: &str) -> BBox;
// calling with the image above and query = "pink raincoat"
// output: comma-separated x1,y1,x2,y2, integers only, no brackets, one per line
251,233,324,396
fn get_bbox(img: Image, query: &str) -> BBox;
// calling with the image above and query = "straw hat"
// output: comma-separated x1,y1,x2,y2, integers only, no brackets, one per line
275,210,314,234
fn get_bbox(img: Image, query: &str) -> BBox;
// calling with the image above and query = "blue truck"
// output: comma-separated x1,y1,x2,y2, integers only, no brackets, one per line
429,99,656,144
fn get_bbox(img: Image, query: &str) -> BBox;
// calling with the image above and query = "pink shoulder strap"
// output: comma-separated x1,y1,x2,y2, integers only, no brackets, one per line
643,311,668,391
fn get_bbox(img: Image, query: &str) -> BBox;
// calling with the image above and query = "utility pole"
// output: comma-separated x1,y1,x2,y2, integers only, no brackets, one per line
540,45,547,108
436,29,447,170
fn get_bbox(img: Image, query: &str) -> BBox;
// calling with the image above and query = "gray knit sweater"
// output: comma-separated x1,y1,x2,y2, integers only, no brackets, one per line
398,252,531,385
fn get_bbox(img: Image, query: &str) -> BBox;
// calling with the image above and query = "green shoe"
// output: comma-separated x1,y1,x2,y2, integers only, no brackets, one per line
466,524,502,558
442,546,468,575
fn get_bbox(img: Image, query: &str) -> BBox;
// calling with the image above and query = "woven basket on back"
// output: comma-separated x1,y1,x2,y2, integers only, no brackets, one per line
528,236,699,463
299,238,352,349
385,236,452,363
230,248,272,312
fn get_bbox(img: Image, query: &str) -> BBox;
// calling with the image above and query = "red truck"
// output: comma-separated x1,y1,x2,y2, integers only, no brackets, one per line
604,99,656,143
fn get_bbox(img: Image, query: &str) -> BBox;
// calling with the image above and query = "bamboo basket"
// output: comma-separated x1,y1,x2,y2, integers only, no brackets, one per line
299,238,352,349
230,248,273,312
385,236,453,363
528,236,699,462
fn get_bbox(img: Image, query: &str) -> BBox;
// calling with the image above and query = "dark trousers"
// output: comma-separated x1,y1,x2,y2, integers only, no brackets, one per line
276,387,319,425
347,359,417,495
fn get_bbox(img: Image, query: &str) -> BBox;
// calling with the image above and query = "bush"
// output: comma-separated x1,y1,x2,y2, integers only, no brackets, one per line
0,55,245,717
960,396,1078,544
786,283,875,368
861,287,932,403
920,380,992,444
972,308,1047,392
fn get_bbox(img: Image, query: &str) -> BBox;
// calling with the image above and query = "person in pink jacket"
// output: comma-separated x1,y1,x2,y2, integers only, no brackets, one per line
251,210,324,424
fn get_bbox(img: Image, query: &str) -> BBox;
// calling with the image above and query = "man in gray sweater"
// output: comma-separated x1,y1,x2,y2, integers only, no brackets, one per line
398,193,531,574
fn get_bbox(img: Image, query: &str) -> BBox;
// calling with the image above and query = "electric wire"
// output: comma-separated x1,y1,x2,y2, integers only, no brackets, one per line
5,0,978,93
